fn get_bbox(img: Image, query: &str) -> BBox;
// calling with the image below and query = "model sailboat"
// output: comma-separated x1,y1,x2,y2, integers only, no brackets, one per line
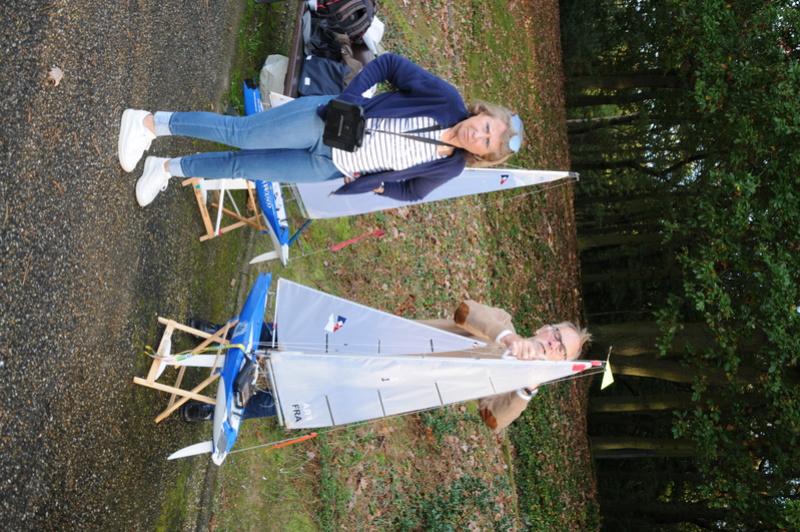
163,276,602,464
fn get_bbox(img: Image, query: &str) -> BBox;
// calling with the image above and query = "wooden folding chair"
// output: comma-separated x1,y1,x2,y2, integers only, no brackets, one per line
182,178,266,242
133,317,238,423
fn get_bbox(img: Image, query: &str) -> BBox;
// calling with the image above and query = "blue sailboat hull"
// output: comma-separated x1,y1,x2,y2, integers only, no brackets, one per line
243,82,291,265
211,272,272,465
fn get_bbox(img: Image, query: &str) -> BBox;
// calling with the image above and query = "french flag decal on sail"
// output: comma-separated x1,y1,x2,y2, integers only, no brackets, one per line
325,314,347,333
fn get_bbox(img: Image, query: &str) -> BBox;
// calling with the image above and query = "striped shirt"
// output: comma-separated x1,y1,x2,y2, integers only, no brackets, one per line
332,116,447,179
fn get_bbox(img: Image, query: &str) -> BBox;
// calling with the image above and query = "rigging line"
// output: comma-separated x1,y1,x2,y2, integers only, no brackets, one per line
481,178,577,208
253,343,500,355
228,408,440,455
250,340,503,353
538,366,607,387
282,247,332,263
280,177,574,264
252,347,607,371
252,347,513,360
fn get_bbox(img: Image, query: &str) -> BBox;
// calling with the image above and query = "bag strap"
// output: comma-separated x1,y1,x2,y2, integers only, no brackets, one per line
367,125,457,148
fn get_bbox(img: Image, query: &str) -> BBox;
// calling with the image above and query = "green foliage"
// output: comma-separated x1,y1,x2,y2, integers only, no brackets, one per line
309,416,520,531
225,0,292,115
317,433,352,529
419,406,461,446
565,0,800,528
415,475,505,531
510,384,601,531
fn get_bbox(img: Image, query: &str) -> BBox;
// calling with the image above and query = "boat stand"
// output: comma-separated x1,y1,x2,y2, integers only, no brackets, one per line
182,178,265,242
133,317,238,423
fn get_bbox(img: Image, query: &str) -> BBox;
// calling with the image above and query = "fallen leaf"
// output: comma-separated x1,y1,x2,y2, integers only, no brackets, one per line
48,66,63,86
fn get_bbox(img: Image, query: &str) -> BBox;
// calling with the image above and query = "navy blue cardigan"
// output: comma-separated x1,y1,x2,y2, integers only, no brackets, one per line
319,53,469,201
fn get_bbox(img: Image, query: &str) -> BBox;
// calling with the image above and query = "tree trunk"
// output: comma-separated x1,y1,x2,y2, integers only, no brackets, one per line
577,230,667,251
591,436,697,458
566,90,662,108
571,158,662,176
567,112,640,135
567,72,681,91
589,393,698,413
601,500,728,524
589,321,767,358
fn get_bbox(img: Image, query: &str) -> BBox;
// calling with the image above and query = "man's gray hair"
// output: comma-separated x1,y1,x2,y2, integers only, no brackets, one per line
552,321,592,359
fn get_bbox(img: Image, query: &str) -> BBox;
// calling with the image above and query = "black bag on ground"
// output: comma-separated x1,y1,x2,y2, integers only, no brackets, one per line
304,19,343,62
322,99,365,152
315,0,378,43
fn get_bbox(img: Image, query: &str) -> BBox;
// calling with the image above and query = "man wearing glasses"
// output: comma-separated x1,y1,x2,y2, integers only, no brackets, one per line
181,300,590,428
427,300,590,431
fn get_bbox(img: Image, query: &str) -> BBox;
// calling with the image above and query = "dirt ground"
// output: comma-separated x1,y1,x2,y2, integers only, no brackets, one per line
0,1,293,529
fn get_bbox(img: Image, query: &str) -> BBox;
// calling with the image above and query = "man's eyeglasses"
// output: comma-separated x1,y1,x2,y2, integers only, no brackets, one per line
548,325,567,360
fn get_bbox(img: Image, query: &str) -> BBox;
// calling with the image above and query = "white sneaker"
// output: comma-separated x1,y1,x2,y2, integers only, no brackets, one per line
118,109,156,172
136,157,171,207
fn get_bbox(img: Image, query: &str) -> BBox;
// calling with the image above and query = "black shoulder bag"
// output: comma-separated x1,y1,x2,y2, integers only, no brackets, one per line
323,102,456,153
322,99,366,152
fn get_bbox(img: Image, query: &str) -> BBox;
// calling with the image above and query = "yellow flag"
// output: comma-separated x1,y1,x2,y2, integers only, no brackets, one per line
600,360,614,389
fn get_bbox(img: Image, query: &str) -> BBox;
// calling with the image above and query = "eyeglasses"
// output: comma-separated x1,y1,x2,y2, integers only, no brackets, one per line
547,325,567,360
509,115,522,153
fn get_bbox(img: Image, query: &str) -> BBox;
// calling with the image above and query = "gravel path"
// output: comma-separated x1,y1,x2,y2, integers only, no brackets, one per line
0,1,288,529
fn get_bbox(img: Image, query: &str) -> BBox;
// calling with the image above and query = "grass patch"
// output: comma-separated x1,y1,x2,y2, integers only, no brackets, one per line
510,381,601,531
153,461,194,532
211,420,318,531
225,0,295,115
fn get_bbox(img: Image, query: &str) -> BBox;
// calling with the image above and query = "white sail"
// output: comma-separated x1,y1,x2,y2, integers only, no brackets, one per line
294,169,578,219
274,278,487,355
268,352,597,429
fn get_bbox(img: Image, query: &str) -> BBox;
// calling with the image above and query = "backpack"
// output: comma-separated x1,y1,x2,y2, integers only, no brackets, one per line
304,19,343,63
315,0,378,43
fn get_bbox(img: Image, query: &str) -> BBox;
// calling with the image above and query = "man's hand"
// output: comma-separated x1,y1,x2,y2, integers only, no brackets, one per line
500,333,544,360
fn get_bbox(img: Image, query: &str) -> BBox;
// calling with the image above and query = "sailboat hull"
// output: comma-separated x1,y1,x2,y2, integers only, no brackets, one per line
210,272,272,464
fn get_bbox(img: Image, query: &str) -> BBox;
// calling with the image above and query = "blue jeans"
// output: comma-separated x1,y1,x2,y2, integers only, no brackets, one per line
155,95,341,182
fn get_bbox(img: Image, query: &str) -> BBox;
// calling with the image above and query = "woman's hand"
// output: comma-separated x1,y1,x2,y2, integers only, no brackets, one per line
373,185,385,194
344,176,355,184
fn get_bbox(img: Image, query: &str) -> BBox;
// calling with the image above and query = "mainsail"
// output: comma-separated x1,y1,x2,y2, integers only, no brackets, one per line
294,168,578,219
268,353,597,429
271,278,600,430
274,278,487,355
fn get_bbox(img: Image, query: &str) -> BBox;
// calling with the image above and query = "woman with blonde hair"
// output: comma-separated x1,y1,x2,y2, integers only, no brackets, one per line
119,53,524,206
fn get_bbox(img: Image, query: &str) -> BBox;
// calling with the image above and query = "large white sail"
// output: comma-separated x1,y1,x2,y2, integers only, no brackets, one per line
274,278,487,355
294,169,578,219
268,352,597,429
